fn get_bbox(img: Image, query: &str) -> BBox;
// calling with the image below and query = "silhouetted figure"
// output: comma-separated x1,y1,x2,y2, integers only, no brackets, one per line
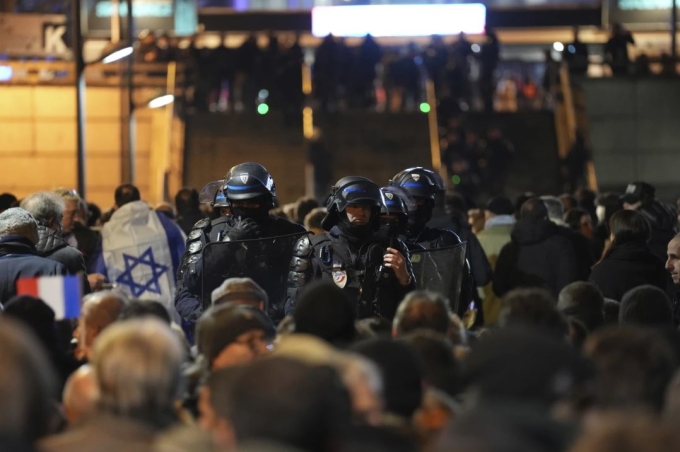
563,27,589,77
356,34,383,108
605,23,634,76
313,35,338,111
479,28,500,112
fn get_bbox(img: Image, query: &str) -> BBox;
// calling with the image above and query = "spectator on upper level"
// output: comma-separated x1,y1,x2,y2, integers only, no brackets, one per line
605,23,635,76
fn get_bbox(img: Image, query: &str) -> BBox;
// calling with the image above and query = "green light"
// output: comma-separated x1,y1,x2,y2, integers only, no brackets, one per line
419,102,431,114
451,175,461,185
257,103,269,115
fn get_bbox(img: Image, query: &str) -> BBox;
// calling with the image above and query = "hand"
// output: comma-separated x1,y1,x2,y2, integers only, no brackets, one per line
227,218,261,241
87,273,106,291
383,247,411,286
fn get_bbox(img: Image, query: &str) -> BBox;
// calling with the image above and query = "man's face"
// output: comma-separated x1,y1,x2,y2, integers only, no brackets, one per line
62,200,79,234
666,237,680,284
346,204,371,226
579,214,594,240
74,316,99,360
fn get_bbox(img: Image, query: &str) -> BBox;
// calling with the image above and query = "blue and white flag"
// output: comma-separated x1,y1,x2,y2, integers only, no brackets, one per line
98,201,186,323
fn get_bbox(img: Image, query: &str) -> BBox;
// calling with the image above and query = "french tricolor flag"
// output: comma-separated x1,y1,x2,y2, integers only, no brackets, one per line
16,275,82,319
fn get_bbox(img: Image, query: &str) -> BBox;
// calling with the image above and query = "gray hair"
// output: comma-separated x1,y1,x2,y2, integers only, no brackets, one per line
20,192,64,224
92,318,185,426
540,196,565,223
0,208,39,242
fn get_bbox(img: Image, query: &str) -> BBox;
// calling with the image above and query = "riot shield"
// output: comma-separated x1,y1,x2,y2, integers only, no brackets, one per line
201,232,307,322
409,242,467,313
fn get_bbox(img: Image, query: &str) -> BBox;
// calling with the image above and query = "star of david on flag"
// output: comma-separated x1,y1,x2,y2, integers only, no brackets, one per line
115,247,169,297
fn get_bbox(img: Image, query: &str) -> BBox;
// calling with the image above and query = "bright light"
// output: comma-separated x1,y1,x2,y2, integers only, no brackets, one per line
148,94,174,109
102,46,133,64
419,102,431,114
451,175,462,185
257,103,269,115
471,44,481,53
312,4,486,37
553,42,565,52
0,66,12,82
258,89,269,99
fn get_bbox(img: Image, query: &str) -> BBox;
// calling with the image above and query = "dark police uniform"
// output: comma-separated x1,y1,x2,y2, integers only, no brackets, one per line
175,163,305,324
286,177,415,320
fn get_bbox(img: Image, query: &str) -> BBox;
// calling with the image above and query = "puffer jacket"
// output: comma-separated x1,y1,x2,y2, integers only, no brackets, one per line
35,225,88,276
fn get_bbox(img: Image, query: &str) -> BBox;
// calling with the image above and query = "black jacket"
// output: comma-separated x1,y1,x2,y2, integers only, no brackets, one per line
0,235,68,303
589,241,672,301
35,226,88,276
558,226,595,281
493,219,578,297
638,201,678,261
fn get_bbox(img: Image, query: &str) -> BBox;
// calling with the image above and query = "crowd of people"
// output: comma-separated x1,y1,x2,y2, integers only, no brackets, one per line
0,162,680,452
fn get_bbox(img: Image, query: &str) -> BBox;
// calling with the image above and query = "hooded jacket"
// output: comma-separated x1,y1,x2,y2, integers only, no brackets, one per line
35,225,88,276
493,219,578,297
589,241,672,301
0,235,67,302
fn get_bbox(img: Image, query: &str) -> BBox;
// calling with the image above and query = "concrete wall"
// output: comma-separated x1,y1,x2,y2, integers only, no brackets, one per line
0,85,179,208
582,78,680,201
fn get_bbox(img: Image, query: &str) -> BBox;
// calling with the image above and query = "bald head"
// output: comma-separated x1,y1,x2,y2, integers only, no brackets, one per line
76,291,128,360
62,365,98,425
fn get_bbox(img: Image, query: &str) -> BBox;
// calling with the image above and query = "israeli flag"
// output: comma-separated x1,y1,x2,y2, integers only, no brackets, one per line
99,201,186,323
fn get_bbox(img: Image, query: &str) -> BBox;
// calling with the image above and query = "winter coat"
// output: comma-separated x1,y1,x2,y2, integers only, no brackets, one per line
0,235,67,303
589,241,672,301
638,201,678,261
493,219,578,297
35,225,88,276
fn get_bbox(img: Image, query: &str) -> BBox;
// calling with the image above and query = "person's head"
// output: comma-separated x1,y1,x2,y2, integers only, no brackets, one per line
622,181,656,210
211,277,268,312
557,282,605,333
485,196,514,221
62,365,98,425
304,207,327,234
565,207,594,239
666,234,680,285
514,192,536,217
118,300,172,324
603,299,620,326
92,319,185,428
390,167,444,234
293,281,356,347
519,197,549,221
0,317,57,443
196,304,273,370
76,291,128,360
222,163,277,221
0,208,39,244
19,192,64,234
334,353,384,426
174,188,200,215
619,285,673,328
608,209,651,248
114,184,141,209
0,193,17,214
219,357,352,452
321,176,383,233
53,189,87,234
399,330,461,398
352,338,424,421
584,326,677,412
392,291,451,337
3,296,59,354
560,193,578,212
499,288,568,339
463,327,591,408
295,197,319,224
540,196,565,224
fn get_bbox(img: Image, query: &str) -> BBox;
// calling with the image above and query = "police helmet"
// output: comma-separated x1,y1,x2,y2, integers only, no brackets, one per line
222,162,276,202
321,176,385,231
380,186,416,219
198,180,230,207
390,167,444,201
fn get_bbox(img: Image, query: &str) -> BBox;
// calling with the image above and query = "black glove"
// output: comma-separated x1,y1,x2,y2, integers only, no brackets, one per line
226,218,262,241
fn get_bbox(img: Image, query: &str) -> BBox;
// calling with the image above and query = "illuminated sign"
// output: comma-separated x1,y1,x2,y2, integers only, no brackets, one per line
311,4,486,38
84,0,197,37
95,0,174,17
607,0,674,26
0,66,12,82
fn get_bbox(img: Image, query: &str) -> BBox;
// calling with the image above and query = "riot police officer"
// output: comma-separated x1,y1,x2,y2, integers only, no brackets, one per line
176,162,306,324
390,167,474,317
287,177,415,320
